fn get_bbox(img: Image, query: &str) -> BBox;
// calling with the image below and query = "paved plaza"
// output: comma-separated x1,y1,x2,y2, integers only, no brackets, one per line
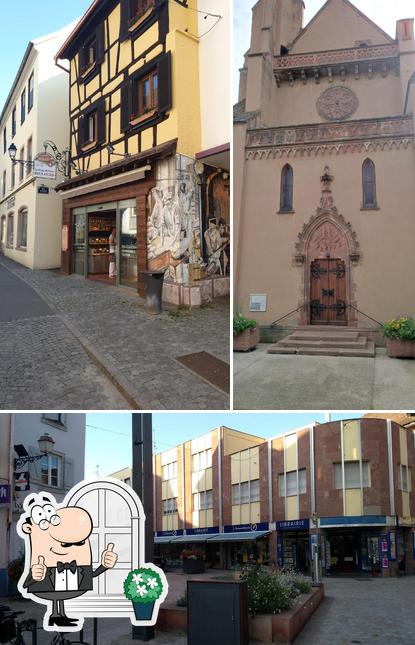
0,256,229,410
234,344,415,410
2,573,415,644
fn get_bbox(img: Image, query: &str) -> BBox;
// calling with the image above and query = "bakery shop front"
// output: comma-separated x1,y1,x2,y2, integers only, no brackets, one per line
57,141,174,297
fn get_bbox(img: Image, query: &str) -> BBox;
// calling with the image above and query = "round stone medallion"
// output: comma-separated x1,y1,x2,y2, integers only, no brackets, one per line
316,86,358,121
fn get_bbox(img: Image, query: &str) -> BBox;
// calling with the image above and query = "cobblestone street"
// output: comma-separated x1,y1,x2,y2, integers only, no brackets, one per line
0,256,229,410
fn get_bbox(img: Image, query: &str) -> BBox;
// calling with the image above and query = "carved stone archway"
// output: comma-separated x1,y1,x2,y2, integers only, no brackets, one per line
294,167,360,326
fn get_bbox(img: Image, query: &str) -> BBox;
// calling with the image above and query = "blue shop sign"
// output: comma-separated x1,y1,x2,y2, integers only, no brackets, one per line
155,529,184,537
276,519,310,531
224,522,269,533
186,526,219,535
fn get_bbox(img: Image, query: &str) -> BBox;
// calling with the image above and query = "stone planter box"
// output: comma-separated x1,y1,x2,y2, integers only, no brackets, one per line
233,326,260,352
157,585,324,643
385,338,415,358
183,559,205,574
249,585,324,643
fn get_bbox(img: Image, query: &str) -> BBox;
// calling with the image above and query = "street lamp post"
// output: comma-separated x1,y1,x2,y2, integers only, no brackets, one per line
8,140,80,178
132,413,155,642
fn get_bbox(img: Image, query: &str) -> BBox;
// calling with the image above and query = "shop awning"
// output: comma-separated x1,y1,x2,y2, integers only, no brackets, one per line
171,534,220,543
154,536,174,544
208,531,270,542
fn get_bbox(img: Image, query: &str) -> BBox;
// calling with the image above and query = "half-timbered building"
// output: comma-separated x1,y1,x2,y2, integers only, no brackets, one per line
55,0,229,304
234,0,415,349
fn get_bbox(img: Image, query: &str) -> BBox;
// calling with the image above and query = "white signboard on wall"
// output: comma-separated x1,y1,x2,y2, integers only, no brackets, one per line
249,293,267,312
33,152,57,180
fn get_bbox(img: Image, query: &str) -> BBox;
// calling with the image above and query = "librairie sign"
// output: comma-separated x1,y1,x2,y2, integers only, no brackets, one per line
33,152,57,180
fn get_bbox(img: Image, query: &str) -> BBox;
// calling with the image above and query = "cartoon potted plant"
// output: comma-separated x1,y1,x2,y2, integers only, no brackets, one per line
124,567,165,621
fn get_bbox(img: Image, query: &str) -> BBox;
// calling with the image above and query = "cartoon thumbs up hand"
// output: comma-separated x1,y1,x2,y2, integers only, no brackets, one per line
101,543,118,569
32,556,47,581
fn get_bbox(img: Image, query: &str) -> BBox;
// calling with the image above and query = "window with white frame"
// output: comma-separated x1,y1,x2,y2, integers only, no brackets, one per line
279,469,307,496
41,454,62,487
17,208,27,248
333,461,371,490
42,413,66,428
399,464,412,492
193,489,213,511
192,449,212,471
7,213,14,247
162,497,178,515
162,461,178,480
232,479,260,504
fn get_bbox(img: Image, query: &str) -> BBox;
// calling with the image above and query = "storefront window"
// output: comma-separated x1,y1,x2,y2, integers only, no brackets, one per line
119,199,137,288
73,208,86,276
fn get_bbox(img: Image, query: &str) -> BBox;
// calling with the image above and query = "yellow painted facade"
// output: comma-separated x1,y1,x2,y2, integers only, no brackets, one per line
63,0,202,173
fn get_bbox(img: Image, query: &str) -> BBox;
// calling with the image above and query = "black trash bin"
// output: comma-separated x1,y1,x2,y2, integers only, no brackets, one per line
141,271,165,314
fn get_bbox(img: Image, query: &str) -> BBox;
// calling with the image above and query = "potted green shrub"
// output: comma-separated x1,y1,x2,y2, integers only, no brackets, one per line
381,316,415,358
124,566,165,621
181,549,205,574
233,312,259,352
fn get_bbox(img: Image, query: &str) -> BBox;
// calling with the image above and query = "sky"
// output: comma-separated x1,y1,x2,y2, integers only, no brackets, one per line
0,0,92,111
85,411,365,478
233,0,415,100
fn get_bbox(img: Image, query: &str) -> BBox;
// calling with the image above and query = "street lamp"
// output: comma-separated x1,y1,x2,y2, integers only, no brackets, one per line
8,143,17,162
14,433,55,469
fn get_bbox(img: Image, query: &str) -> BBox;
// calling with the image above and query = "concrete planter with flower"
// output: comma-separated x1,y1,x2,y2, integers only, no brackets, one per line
233,312,259,352
124,566,165,621
382,317,415,358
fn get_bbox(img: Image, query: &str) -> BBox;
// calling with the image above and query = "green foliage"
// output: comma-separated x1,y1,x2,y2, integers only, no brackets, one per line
123,568,164,603
8,553,25,584
176,592,187,607
381,317,415,341
239,566,311,616
233,312,257,336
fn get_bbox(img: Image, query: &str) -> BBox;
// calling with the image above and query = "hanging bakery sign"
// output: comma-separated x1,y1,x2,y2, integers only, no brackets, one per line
33,152,57,180
16,478,168,632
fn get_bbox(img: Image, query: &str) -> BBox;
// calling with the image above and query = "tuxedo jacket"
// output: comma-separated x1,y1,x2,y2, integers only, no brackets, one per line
23,564,107,594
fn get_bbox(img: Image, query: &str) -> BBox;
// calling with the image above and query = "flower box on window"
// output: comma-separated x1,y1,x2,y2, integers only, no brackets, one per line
129,109,158,126
128,6,153,31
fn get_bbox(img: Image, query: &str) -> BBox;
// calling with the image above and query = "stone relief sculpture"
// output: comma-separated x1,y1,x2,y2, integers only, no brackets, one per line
148,162,201,283
204,218,230,276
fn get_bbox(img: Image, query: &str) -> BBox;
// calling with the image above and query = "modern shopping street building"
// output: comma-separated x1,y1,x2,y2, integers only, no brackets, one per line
148,418,415,576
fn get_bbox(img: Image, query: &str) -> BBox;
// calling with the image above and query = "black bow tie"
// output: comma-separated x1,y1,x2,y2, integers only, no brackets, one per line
57,561,77,574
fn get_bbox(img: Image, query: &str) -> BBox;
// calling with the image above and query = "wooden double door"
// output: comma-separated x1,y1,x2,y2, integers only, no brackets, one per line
310,258,347,325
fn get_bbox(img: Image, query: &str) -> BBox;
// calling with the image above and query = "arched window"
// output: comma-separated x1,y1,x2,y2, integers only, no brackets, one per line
362,159,377,208
280,164,293,212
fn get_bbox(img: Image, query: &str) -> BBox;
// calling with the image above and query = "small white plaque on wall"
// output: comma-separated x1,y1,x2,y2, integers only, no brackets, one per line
249,294,267,312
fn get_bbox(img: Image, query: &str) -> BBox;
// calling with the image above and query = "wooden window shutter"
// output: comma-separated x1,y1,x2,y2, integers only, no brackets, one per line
97,99,106,144
79,46,86,74
121,80,131,132
157,51,172,113
95,23,105,65
77,115,86,150
120,0,130,41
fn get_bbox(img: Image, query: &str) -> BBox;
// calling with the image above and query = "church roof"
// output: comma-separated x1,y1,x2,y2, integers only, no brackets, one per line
290,0,395,54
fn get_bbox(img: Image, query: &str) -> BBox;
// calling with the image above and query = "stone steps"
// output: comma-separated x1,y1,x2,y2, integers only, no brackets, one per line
267,327,376,358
